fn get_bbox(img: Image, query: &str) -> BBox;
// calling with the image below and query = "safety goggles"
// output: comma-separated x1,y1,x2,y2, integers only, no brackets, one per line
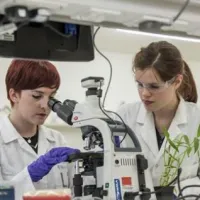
135,77,176,94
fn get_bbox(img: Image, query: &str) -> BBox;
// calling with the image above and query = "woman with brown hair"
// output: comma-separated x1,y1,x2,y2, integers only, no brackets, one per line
117,41,200,197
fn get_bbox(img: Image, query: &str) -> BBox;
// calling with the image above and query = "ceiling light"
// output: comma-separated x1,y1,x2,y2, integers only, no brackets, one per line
116,29,200,43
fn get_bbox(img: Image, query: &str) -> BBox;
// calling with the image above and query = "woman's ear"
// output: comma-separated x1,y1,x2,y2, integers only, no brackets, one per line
9,88,20,104
174,74,183,90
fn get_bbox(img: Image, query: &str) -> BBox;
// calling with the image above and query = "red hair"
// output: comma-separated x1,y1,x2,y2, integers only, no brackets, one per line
6,59,60,103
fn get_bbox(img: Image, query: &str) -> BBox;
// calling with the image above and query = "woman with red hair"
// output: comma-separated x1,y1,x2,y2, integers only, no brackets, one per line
0,59,80,199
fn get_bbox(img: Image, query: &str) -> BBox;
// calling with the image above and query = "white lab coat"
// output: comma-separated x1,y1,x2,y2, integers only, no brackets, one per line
0,116,74,200
117,98,200,196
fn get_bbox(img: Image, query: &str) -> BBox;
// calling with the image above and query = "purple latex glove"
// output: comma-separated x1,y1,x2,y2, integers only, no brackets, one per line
28,147,80,182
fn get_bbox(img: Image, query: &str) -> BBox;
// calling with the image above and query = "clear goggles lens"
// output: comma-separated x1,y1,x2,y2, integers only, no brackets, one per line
136,77,175,93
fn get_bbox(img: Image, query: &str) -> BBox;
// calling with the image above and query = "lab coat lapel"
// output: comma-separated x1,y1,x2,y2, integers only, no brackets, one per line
37,126,56,156
136,104,159,158
18,137,38,158
0,116,37,158
155,98,187,164
155,121,181,164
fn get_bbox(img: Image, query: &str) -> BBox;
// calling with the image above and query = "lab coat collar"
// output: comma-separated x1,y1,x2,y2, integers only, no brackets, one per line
171,97,187,125
0,115,21,143
0,116,37,157
37,126,56,156
136,97,187,125
136,97,188,158
0,116,56,157
39,126,56,143
156,97,188,162
0,116,56,144
136,102,146,124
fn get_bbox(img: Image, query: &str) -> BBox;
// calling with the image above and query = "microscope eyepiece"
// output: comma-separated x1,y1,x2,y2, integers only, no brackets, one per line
48,97,62,112
48,97,77,126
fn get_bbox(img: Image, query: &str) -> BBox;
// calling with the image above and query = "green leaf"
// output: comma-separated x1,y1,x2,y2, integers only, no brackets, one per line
167,152,179,162
178,144,189,148
163,128,170,138
197,125,200,138
194,137,199,154
168,138,179,152
183,135,190,146
186,146,192,156
164,165,177,169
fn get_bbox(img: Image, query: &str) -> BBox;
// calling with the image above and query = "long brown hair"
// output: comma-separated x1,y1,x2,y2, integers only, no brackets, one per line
133,41,197,103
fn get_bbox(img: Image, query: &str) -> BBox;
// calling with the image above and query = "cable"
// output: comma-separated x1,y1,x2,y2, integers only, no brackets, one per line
97,94,116,125
179,185,200,194
172,0,190,23
176,195,200,200
105,109,128,145
177,167,183,199
92,27,129,145
44,23,72,39
93,27,113,109
97,81,119,146
98,97,127,146
178,185,200,197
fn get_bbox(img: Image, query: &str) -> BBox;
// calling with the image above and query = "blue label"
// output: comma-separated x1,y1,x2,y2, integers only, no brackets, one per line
0,187,15,200
114,179,122,200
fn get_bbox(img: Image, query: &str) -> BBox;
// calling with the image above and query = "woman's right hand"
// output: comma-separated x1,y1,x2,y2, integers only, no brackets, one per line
28,147,80,182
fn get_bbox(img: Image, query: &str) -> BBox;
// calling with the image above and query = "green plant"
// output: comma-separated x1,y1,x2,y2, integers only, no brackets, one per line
160,125,200,186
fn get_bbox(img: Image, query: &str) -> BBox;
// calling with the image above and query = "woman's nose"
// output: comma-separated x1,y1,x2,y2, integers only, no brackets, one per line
40,98,49,109
140,87,151,97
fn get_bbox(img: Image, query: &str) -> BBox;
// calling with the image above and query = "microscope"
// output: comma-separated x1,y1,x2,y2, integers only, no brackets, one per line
48,76,156,200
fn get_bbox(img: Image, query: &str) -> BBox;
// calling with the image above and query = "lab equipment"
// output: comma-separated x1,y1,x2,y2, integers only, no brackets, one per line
0,1,200,61
48,76,156,200
0,6,94,61
0,1,200,39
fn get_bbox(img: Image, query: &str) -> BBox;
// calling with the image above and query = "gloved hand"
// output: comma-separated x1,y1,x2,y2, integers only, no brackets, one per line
28,147,80,182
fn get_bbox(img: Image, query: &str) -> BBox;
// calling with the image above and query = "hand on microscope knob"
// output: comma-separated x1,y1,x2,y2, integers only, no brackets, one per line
28,147,80,182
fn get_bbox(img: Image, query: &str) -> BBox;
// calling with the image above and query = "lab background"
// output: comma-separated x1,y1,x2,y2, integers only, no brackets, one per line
0,27,200,150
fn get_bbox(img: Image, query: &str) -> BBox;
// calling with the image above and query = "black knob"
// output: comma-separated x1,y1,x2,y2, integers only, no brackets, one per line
115,159,119,164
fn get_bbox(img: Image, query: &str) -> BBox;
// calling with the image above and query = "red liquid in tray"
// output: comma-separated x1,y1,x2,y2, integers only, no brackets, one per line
23,195,71,200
